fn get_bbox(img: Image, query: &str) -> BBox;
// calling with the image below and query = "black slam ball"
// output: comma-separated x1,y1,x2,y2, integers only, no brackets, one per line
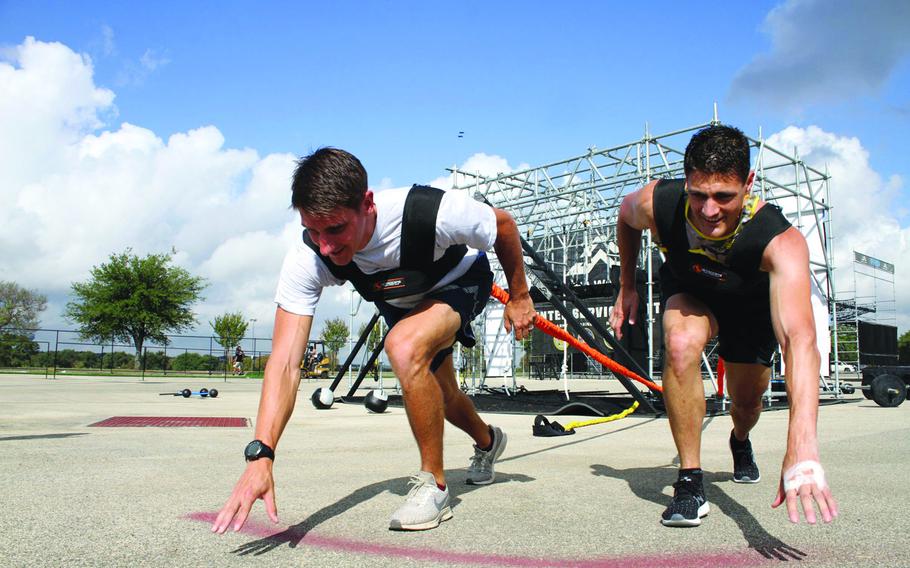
311,387,335,409
364,389,389,413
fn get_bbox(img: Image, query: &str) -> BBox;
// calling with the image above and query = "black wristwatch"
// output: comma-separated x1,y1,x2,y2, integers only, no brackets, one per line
244,440,275,462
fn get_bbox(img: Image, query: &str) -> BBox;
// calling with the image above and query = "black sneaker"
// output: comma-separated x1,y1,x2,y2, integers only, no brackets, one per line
661,473,709,527
730,430,761,483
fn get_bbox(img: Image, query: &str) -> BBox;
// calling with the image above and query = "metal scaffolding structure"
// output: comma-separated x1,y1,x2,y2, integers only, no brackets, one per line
452,108,837,385
834,251,897,368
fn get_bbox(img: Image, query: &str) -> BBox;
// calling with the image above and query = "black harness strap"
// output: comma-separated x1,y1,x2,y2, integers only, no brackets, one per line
653,179,686,250
302,185,468,302
401,186,443,269
727,205,790,272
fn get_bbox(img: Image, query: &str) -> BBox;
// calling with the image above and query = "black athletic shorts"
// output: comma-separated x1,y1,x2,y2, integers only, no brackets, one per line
659,264,778,367
376,253,493,372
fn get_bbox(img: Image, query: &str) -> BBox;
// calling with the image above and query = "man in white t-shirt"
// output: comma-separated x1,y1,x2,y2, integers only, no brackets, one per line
212,148,536,533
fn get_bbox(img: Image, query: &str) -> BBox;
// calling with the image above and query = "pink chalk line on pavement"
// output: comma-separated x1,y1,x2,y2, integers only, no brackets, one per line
186,511,770,568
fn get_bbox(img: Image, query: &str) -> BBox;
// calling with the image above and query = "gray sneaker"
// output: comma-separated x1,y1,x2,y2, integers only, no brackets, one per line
466,425,507,485
388,471,453,531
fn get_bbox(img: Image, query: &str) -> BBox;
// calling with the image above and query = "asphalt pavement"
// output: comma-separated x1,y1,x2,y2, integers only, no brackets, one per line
0,373,907,567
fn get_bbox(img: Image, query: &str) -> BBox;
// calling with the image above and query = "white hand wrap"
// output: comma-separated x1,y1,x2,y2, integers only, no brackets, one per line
783,460,827,492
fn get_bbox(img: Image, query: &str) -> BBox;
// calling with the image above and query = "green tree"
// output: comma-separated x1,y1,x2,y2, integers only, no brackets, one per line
65,249,206,367
211,311,248,356
171,352,205,371
0,281,47,330
170,352,220,372
143,350,170,371
320,317,349,370
211,311,248,372
101,351,136,370
899,329,910,363
357,318,384,354
0,332,40,367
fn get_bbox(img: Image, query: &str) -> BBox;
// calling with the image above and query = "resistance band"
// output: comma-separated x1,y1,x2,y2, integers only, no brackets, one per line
490,284,662,394
562,401,640,431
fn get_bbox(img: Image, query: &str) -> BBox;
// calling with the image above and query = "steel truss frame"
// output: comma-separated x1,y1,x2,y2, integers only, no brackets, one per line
452,109,837,390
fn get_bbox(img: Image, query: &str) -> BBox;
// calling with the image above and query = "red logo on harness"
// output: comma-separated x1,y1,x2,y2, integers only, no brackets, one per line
375,277,407,291
691,264,727,282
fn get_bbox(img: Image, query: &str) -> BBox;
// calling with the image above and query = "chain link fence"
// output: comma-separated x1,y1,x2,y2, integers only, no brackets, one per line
0,329,272,380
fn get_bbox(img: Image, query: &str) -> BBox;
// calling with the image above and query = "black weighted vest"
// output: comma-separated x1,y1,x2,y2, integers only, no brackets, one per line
302,185,468,302
653,178,791,297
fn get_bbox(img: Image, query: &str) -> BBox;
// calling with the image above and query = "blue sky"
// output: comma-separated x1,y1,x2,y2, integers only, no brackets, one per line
2,0,909,337
7,0,906,185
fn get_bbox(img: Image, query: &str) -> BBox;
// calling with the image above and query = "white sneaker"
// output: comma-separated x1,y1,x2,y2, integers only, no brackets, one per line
466,425,507,485
388,471,453,530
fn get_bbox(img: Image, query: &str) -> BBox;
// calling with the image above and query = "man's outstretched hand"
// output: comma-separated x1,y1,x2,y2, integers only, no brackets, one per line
212,460,279,534
771,459,838,524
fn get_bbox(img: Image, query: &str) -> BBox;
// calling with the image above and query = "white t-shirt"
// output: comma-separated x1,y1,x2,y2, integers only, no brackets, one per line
275,187,498,315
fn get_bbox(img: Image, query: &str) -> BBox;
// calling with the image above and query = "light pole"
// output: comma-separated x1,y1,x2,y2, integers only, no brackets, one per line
348,284,363,388
249,318,258,372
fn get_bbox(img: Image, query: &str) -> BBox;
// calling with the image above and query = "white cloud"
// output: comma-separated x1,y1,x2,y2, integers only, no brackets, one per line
13,34,903,363
101,25,116,57
0,37,115,192
766,125,910,331
374,176,395,191
139,48,169,71
426,152,529,190
0,37,519,351
114,43,170,86
0,37,323,341
729,0,910,110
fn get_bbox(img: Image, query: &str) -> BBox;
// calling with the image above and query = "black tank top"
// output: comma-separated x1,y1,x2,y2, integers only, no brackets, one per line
652,179,790,297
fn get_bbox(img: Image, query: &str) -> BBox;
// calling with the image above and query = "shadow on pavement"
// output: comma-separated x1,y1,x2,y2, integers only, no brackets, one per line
0,433,89,442
500,417,660,464
232,471,535,556
591,463,807,561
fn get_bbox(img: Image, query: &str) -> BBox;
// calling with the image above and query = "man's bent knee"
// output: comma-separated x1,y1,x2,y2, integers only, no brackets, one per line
385,330,418,369
663,331,707,376
730,397,763,418
384,328,435,386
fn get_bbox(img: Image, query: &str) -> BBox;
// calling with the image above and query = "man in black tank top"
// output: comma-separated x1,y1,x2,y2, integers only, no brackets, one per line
610,125,838,527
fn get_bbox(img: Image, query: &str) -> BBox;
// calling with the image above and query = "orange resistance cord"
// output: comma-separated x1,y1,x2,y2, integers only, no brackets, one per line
490,283,663,394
